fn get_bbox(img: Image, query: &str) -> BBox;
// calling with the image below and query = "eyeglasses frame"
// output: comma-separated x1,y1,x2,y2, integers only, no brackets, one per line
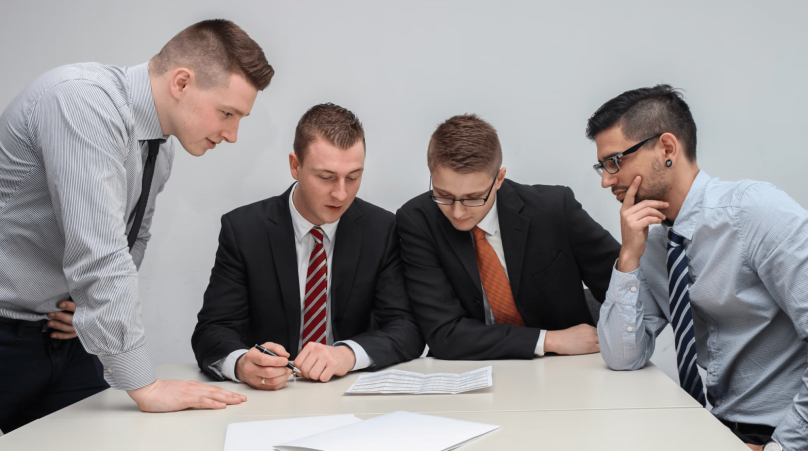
593,134,662,176
429,175,498,207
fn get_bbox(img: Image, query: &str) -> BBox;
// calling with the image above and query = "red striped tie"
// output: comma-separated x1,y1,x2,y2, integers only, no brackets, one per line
302,227,328,347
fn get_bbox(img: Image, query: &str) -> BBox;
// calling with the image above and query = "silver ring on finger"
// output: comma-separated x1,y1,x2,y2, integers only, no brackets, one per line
262,377,265,385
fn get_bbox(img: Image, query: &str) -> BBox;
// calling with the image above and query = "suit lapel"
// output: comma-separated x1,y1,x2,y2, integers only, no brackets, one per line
439,214,483,297
497,181,530,301
266,186,302,350
331,203,363,336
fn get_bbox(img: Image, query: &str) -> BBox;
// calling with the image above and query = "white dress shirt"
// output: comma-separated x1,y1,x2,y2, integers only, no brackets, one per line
214,184,373,382
473,196,547,356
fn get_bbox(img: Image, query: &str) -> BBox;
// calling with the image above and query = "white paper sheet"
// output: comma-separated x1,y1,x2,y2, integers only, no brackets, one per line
274,411,499,451
345,366,492,394
223,414,362,451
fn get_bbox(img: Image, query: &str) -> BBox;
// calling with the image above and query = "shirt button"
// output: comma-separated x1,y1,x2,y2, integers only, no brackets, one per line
708,367,715,374
107,368,114,373
629,286,637,292
709,325,715,332
627,326,634,332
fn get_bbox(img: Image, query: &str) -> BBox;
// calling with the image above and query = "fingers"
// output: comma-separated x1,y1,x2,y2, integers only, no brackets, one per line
247,348,288,368
622,175,642,209
50,330,78,340
59,300,76,312
47,311,74,326
261,342,290,358
252,369,291,390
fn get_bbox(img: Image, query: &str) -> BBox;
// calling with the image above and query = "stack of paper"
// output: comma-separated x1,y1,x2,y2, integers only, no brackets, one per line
223,411,499,451
345,366,492,394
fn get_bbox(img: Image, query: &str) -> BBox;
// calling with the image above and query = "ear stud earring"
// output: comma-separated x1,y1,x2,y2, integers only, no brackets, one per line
666,160,672,167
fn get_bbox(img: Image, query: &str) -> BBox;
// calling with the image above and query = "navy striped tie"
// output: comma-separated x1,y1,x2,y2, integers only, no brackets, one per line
666,229,707,406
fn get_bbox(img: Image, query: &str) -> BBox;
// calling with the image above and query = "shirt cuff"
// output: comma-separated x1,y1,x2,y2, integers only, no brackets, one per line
219,349,249,382
335,340,374,371
534,329,547,356
96,346,156,391
607,260,642,306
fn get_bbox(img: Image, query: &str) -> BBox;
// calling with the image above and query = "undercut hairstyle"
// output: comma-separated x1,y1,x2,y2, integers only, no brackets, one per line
586,84,698,162
427,114,502,176
293,103,365,164
151,19,274,90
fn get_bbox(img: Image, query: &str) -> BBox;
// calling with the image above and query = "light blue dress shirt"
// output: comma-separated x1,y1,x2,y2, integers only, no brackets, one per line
599,170,808,450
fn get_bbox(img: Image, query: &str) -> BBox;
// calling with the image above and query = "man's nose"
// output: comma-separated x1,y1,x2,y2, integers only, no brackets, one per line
451,201,466,219
332,179,348,202
601,170,617,189
221,121,239,143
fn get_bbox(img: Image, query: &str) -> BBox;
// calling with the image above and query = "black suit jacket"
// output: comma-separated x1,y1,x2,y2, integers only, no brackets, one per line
395,179,620,360
192,185,424,378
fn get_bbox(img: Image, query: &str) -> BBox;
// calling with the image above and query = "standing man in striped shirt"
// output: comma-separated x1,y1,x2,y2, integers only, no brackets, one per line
0,19,274,433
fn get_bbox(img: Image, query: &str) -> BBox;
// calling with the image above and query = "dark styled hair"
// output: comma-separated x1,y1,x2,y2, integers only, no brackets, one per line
427,114,502,175
293,103,365,164
151,19,274,90
586,84,697,161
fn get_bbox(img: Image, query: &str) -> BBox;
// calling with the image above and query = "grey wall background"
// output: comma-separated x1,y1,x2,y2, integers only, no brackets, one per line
1,0,806,383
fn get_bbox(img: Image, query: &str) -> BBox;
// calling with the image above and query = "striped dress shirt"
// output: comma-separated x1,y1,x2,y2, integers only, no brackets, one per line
599,170,808,450
0,62,174,390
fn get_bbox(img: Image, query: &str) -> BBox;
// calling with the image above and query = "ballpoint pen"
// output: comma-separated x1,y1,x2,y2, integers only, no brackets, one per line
254,344,302,374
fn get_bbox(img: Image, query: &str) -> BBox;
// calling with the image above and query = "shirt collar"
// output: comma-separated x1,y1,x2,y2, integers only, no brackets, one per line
126,62,164,141
475,194,500,237
289,183,340,243
670,170,710,241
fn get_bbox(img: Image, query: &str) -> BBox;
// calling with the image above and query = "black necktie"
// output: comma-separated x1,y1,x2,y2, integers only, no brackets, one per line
127,139,161,250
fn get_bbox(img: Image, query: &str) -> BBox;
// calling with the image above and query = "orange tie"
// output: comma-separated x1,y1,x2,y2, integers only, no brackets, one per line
472,226,525,327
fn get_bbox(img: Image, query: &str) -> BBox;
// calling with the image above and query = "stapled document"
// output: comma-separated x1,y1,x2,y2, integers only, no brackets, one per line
345,366,492,394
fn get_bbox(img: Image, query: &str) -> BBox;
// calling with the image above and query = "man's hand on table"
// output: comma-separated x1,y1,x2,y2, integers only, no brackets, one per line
127,379,247,412
236,342,293,390
46,300,78,340
544,324,600,355
294,342,355,382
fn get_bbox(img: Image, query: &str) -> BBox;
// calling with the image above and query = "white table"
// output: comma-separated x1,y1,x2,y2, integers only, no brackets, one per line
0,355,748,450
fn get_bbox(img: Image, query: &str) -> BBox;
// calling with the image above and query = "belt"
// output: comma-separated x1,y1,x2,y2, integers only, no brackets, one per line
719,419,776,436
0,315,49,331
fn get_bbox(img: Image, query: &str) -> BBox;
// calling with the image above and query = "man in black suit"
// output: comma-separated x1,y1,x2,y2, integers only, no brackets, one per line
192,103,424,390
396,114,620,360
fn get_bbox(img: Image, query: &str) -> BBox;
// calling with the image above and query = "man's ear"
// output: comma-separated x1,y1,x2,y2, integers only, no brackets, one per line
168,67,194,100
659,133,680,166
289,152,301,181
495,166,507,190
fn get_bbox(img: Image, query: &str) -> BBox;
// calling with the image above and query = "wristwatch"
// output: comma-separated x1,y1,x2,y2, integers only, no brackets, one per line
763,440,783,451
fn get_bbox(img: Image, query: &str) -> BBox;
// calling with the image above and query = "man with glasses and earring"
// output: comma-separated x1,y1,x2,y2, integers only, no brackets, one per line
589,84,808,451
396,114,620,361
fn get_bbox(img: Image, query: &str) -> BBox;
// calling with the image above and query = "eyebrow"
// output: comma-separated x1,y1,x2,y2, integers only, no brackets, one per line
224,106,250,117
433,187,488,198
315,168,364,175
600,150,623,161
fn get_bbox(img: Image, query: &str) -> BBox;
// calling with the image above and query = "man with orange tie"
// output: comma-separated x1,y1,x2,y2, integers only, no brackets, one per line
396,114,620,360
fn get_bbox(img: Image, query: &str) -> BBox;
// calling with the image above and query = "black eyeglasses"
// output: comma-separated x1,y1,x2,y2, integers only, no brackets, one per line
429,176,497,207
593,134,662,176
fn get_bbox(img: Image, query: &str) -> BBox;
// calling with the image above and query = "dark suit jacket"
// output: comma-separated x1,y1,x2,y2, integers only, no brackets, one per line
192,185,424,378
395,179,620,360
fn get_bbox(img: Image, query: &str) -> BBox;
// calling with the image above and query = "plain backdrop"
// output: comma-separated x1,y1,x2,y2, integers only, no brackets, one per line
1,0,807,384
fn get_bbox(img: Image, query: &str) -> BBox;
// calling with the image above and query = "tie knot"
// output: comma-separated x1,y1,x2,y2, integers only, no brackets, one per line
667,229,685,247
311,227,324,244
472,226,487,242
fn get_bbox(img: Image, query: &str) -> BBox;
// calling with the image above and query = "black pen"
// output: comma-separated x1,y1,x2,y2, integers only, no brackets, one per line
254,344,301,373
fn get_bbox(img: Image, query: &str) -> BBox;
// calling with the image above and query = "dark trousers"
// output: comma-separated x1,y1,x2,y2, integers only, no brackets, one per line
0,317,109,434
719,418,775,446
